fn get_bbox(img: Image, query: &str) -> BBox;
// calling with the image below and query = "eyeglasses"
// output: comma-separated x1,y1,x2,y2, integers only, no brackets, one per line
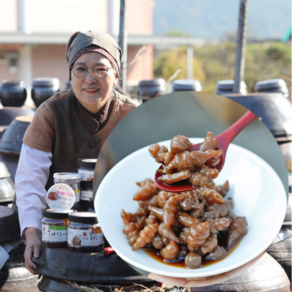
71,64,113,78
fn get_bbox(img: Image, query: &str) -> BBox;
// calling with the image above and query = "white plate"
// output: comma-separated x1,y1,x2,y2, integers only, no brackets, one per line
95,138,287,278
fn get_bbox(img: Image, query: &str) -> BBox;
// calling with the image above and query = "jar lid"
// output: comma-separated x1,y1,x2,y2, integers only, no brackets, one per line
1,81,25,87
255,78,287,91
138,79,166,87
42,209,75,219
53,172,82,180
46,183,75,212
216,80,247,90
78,159,97,169
68,212,98,224
172,79,201,91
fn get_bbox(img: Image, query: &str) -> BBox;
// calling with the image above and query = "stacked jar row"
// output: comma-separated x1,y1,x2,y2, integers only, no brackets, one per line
42,209,104,252
53,159,96,211
0,78,71,108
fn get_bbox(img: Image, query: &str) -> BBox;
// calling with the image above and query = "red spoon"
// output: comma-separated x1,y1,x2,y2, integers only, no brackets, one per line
155,110,257,192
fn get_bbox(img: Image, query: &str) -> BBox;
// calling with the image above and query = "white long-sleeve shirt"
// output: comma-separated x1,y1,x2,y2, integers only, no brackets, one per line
15,143,52,237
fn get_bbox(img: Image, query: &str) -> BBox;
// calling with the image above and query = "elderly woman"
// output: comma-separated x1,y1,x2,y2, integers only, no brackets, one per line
15,30,136,274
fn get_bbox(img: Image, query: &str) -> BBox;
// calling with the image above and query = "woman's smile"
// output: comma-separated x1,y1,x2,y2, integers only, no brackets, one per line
84,87,100,94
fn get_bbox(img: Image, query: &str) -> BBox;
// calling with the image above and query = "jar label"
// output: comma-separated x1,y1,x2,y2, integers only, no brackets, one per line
78,169,94,182
74,190,80,202
68,228,103,247
42,224,68,242
81,190,93,201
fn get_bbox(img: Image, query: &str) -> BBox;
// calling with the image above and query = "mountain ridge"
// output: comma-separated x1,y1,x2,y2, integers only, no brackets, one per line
153,0,291,40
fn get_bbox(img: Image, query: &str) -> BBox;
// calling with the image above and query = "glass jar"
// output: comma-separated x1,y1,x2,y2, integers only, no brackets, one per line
78,159,97,210
68,212,104,252
42,209,74,248
53,173,81,210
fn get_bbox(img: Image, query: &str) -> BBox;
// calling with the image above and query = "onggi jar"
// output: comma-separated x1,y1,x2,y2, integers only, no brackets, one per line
68,212,104,253
77,159,97,210
42,209,75,248
53,173,81,210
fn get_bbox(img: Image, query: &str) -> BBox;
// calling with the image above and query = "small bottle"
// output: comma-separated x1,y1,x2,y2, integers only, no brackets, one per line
53,173,82,210
42,209,74,248
77,159,97,210
68,212,104,253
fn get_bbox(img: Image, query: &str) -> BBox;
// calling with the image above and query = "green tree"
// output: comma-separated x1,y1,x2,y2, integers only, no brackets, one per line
154,42,291,93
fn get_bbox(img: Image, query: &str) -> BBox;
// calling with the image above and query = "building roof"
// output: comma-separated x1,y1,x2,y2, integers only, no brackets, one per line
0,31,208,47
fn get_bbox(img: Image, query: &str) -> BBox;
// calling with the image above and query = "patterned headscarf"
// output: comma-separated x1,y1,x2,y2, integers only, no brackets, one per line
66,31,122,79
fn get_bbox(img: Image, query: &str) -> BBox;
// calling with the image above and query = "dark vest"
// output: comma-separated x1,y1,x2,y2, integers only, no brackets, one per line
44,90,127,190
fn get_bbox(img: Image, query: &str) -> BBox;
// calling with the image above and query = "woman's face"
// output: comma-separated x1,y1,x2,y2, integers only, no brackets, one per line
71,52,118,115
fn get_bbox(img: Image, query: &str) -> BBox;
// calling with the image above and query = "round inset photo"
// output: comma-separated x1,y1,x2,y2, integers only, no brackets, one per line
94,92,288,279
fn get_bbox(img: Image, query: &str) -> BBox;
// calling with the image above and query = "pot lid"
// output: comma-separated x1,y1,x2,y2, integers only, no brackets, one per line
32,78,60,88
138,79,166,87
0,116,33,156
0,162,10,179
257,86,288,92
255,79,287,91
172,79,202,91
0,107,34,127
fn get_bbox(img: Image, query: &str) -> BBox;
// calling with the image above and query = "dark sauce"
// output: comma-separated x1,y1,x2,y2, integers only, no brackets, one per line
143,232,244,269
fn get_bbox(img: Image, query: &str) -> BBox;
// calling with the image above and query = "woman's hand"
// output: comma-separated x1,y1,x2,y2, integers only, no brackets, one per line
24,227,42,274
148,252,265,287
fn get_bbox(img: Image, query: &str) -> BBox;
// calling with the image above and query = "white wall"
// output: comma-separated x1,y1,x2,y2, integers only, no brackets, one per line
30,0,108,32
0,0,17,31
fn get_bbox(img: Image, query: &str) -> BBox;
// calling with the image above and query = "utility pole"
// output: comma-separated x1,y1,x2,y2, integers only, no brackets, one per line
187,46,193,80
119,0,127,94
233,0,248,93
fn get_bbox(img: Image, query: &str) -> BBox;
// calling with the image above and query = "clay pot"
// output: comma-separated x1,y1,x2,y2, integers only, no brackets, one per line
32,244,156,285
0,81,27,107
190,253,290,291
225,93,292,143
31,78,60,107
0,206,20,243
137,79,166,103
216,80,247,96
0,242,39,292
267,228,291,281
255,78,289,98
64,80,72,90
